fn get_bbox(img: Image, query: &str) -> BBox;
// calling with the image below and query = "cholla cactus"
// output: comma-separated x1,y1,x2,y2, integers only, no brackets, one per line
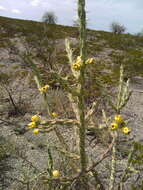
116,65,132,113
24,0,137,190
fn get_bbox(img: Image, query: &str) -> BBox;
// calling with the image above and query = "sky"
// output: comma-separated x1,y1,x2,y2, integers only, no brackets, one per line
0,0,143,34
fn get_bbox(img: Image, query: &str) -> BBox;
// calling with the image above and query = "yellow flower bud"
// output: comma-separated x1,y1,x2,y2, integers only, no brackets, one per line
114,115,123,123
110,123,118,130
86,58,94,64
72,62,81,71
28,122,36,129
75,56,81,63
52,170,60,178
51,112,58,118
33,129,39,134
31,115,41,122
72,56,82,71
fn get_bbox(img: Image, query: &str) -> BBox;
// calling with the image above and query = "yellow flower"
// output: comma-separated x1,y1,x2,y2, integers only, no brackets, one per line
31,115,41,122
72,62,81,71
110,123,118,130
28,122,36,129
51,112,58,118
76,56,81,63
44,85,50,90
114,115,123,123
52,170,60,178
72,56,82,71
33,129,39,134
39,87,45,93
39,84,50,94
86,58,94,64
122,127,131,135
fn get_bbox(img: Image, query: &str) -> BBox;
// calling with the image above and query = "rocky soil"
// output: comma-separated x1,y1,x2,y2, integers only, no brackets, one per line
0,42,143,189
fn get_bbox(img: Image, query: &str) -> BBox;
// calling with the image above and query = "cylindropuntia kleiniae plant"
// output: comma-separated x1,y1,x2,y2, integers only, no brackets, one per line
23,0,143,190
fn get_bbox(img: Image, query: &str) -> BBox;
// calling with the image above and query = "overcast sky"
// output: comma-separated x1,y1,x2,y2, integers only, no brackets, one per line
0,0,142,34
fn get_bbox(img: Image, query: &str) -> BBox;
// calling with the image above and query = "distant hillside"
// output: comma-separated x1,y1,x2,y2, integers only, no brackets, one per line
0,16,78,40
0,15,143,99
0,16,143,78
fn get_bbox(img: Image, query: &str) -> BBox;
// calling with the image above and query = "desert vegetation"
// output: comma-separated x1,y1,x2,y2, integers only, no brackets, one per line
0,0,143,190
42,11,57,25
110,22,126,34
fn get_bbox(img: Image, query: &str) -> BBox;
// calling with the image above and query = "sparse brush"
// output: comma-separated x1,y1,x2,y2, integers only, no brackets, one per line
0,84,31,117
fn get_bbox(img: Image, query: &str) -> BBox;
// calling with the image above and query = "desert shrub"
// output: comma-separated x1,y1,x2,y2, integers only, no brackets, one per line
42,11,57,25
0,84,31,117
110,22,126,34
124,49,143,75
7,93,31,117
